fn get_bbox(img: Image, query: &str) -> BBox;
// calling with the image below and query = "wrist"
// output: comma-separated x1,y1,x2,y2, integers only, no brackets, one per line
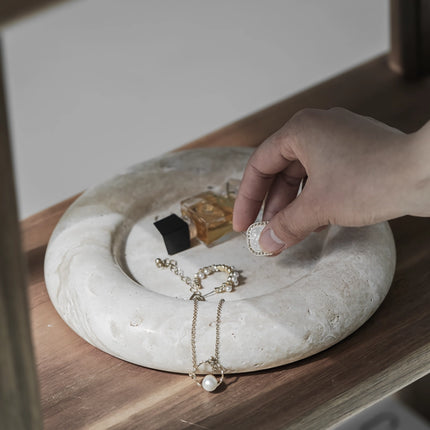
405,124,430,217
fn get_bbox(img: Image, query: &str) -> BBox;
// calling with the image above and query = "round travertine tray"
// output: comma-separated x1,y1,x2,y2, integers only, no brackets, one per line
44,147,396,374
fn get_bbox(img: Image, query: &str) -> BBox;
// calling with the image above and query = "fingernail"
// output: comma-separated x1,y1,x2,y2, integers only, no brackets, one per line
259,228,285,254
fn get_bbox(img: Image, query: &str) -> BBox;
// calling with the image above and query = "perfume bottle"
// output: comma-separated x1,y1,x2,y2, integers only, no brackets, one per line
154,179,240,255
180,191,234,245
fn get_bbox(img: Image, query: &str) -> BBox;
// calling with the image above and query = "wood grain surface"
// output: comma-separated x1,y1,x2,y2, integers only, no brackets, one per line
21,55,430,429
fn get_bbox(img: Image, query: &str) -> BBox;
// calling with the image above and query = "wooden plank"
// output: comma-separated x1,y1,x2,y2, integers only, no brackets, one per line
21,53,430,429
0,39,42,430
21,193,80,253
24,199,430,430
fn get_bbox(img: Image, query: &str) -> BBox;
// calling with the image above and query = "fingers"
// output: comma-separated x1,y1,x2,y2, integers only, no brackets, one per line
233,134,297,232
259,189,324,254
263,161,306,221
232,162,274,232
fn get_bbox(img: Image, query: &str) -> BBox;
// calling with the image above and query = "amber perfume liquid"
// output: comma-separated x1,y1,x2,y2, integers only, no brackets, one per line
180,191,235,245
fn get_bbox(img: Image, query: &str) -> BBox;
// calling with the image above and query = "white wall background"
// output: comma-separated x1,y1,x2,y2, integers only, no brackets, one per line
3,0,389,219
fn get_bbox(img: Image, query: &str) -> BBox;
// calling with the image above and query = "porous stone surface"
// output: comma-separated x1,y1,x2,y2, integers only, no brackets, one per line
44,147,396,374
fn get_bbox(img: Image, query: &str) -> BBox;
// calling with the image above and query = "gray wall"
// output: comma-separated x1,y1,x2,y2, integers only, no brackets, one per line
3,0,388,218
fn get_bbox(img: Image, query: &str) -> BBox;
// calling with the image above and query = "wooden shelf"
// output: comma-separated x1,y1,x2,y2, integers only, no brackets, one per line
21,55,430,429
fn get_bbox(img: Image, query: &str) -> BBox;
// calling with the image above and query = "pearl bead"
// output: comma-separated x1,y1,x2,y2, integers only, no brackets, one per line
202,374,218,392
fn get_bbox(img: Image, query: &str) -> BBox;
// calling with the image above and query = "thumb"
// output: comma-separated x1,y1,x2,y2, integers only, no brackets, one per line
259,192,324,254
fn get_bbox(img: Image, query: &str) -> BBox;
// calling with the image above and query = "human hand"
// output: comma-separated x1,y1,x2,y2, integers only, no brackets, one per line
233,107,427,255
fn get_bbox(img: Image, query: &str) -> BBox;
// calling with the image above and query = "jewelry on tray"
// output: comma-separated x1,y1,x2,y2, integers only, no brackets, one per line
246,221,274,256
155,258,240,391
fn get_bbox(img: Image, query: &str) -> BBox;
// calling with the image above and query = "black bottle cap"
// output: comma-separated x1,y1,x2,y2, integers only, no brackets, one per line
154,214,191,255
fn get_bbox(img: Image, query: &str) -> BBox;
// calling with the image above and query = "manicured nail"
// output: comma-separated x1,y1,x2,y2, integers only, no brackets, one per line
259,228,285,254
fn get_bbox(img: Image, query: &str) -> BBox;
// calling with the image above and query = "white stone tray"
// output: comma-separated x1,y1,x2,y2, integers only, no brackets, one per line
44,147,396,374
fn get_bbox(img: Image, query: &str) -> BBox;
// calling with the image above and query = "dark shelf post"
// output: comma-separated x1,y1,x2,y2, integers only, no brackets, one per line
0,39,42,430
389,0,430,77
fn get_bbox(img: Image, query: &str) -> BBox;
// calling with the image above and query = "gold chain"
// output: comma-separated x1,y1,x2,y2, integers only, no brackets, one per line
190,297,225,371
155,258,239,299
190,298,199,370
155,258,239,391
155,258,194,287
214,298,224,362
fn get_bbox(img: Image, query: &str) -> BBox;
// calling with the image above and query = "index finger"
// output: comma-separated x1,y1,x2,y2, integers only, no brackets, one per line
233,135,296,231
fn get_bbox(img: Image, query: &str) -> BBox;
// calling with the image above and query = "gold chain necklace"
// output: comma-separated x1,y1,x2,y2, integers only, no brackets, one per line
155,258,240,391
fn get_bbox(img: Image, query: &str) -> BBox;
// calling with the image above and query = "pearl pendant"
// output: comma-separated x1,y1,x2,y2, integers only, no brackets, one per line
201,374,219,392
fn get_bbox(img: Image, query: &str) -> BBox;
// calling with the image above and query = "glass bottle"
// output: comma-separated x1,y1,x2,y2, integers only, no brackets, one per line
154,179,240,254
180,191,235,245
